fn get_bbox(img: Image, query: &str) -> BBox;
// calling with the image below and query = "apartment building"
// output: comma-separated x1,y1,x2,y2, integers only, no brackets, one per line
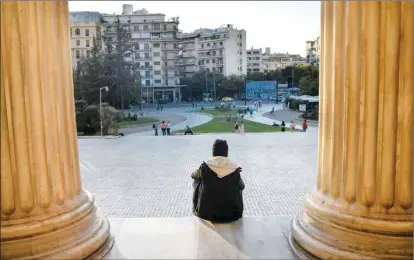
246,47,264,73
69,11,103,70
177,24,247,77
306,37,320,66
246,47,307,73
100,5,181,103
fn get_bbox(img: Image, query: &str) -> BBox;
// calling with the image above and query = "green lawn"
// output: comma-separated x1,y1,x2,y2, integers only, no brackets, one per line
189,108,239,116
119,117,159,128
178,116,282,133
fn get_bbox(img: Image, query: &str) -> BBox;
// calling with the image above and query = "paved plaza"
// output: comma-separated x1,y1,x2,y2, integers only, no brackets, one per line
79,129,318,218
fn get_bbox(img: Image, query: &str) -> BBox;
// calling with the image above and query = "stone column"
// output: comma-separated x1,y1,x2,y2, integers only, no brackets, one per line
1,1,112,259
290,1,413,259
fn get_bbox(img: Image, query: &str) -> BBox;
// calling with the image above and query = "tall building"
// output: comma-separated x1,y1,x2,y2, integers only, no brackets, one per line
305,37,320,66
178,24,247,77
246,47,264,73
69,11,103,70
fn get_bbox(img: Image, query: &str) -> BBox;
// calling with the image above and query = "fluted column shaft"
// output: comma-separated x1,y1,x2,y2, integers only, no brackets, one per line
290,2,412,259
1,1,112,259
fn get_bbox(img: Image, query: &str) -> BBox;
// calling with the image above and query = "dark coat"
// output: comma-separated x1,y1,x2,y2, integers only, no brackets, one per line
192,162,245,223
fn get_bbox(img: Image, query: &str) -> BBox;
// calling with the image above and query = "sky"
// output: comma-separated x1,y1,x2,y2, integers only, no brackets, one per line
68,1,320,57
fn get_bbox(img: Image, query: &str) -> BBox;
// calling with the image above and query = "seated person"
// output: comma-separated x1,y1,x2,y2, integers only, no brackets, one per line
191,139,245,223
184,126,194,135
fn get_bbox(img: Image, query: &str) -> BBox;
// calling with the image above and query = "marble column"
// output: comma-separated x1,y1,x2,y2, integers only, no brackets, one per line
1,1,112,259
290,1,413,259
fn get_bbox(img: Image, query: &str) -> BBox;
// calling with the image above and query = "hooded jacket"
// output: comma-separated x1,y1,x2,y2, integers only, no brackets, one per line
191,156,245,223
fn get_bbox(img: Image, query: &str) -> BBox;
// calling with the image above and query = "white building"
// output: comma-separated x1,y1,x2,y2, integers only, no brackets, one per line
246,47,264,73
246,47,307,73
69,12,103,70
100,4,181,103
306,37,320,66
178,24,247,77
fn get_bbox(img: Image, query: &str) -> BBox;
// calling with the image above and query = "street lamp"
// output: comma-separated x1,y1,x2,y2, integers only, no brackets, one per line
100,86,109,136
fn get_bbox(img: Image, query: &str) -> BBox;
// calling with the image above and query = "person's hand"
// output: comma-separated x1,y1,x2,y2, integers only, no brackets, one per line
237,167,243,173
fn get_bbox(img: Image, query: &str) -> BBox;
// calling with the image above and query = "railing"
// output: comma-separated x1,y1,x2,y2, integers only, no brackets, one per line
135,48,152,52
134,56,152,60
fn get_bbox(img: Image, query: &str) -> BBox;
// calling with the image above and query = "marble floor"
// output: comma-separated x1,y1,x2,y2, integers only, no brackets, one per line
106,216,297,259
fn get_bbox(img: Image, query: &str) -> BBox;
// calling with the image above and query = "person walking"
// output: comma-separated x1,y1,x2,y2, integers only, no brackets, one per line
166,121,171,136
281,121,286,132
290,120,296,132
302,120,308,132
239,120,245,134
160,121,167,136
234,121,240,133
153,123,158,136
160,104,163,111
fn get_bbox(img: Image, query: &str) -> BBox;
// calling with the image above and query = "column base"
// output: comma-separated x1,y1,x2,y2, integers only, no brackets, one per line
289,194,413,260
1,190,113,260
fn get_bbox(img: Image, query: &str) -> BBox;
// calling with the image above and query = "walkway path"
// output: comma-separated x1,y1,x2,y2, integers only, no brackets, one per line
119,112,186,135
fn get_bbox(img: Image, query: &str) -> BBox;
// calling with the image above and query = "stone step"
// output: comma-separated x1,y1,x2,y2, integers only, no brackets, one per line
106,216,297,259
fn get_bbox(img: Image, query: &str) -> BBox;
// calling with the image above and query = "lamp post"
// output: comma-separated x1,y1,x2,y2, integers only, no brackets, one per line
100,86,109,136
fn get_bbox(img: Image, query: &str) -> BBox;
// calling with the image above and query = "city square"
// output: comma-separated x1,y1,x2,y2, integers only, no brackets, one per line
1,1,412,260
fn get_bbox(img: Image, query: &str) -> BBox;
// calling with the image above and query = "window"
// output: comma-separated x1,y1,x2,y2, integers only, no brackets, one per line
135,53,141,59
153,23,161,30
135,43,139,50
86,50,91,58
206,59,210,64
173,25,177,30
201,44,204,49
153,43,160,48
154,61,161,65
220,50,223,55
145,80,151,86
163,24,167,31
212,51,216,56
207,43,210,47
212,59,215,64
164,62,168,66
155,79,161,84
153,52,160,57
144,44,150,50
154,70,161,75
76,40,80,46
145,53,150,59
86,40,90,47
206,68,210,72
174,44,178,49
220,42,223,46
76,50,80,58
85,29,90,36
75,28,80,35
143,24,149,30
134,26,139,32
136,62,140,67
145,62,150,67
124,53,131,58
145,71,150,77
70,29,72,37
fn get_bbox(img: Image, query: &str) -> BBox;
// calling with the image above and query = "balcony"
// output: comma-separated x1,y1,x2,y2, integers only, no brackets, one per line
140,66,152,70
135,48,152,52
135,56,152,61
141,74,153,79
163,55,179,60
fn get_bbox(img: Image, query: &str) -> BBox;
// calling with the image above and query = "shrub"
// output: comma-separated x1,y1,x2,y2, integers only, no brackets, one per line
132,114,138,121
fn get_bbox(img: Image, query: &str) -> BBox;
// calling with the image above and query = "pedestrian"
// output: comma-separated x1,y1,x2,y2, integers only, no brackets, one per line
160,104,163,111
153,123,158,136
239,120,245,134
281,121,286,132
167,121,171,135
270,106,275,116
234,121,240,133
290,120,296,132
302,120,308,132
160,121,167,136
249,108,253,117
